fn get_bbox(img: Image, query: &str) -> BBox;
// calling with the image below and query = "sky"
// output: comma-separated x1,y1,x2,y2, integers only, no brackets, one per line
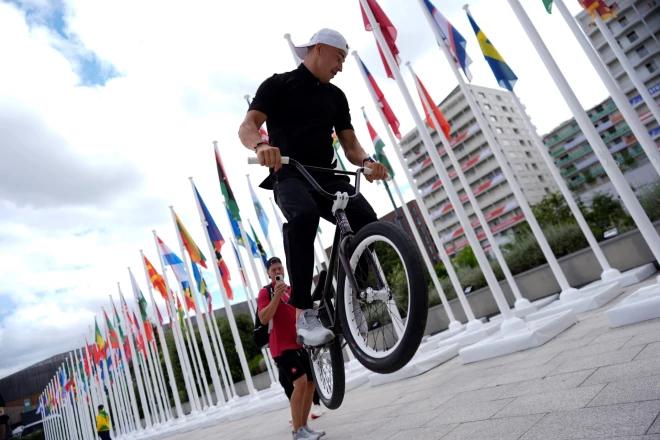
0,0,607,378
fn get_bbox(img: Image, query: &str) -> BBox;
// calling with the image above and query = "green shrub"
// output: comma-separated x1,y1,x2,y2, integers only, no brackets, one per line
639,181,660,221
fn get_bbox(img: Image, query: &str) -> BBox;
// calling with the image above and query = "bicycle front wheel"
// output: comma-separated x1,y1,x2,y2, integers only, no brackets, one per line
338,221,428,374
308,337,345,410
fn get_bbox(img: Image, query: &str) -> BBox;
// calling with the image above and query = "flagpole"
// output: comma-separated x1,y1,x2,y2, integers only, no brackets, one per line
136,341,159,427
90,324,110,414
407,64,534,312
81,346,99,435
283,33,301,64
207,308,237,401
558,2,660,176
168,207,226,408
137,256,187,419
69,357,88,440
189,177,258,398
116,286,153,429
105,345,131,435
353,51,472,330
64,359,83,440
145,323,169,424
179,302,211,409
100,323,124,437
150,337,172,422
71,351,94,440
133,304,168,423
228,236,280,385
149,238,203,415
504,0,660,265
362,108,461,328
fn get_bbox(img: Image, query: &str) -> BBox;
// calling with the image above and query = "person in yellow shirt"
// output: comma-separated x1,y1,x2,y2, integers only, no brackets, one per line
96,405,111,440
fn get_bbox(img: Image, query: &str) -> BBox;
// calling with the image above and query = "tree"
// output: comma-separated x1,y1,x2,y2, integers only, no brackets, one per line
586,192,633,238
452,246,478,269
531,191,587,227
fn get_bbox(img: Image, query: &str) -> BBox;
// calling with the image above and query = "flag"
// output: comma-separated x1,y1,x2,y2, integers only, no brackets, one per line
415,74,452,139
130,268,154,342
466,11,518,91
286,35,304,64
331,131,348,171
362,108,395,177
542,0,553,12
157,236,196,311
249,220,269,267
227,205,260,258
245,96,270,142
361,0,400,79
175,294,186,331
270,198,284,232
215,144,241,221
132,311,147,357
193,185,233,299
231,241,248,286
144,255,169,301
191,262,213,313
423,0,473,81
579,0,617,19
94,318,106,359
356,55,401,139
247,177,270,239
174,211,208,269
104,310,120,349
156,305,164,326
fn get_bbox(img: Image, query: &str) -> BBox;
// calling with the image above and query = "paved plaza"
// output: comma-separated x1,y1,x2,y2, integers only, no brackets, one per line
169,275,660,440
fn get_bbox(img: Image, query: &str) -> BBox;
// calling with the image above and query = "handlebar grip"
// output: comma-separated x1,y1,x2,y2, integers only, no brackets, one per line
247,156,290,165
362,167,372,176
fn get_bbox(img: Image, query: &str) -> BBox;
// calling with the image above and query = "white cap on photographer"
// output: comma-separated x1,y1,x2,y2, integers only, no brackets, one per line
294,28,349,60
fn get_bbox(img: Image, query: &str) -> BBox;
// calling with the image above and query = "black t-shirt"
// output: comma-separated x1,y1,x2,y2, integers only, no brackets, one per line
249,63,354,188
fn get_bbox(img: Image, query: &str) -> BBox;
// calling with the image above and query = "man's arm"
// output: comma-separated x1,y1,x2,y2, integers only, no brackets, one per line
239,110,267,152
338,129,389,181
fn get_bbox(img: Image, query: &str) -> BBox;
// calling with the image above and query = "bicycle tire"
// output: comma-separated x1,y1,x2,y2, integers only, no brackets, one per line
338,221,428,374
308,338,345,410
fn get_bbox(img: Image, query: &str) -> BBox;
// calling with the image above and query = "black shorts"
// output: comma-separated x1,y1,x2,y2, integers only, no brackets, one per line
274,348,313,383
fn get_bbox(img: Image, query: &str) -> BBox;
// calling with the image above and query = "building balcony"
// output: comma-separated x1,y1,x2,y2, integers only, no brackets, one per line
555,145,593,168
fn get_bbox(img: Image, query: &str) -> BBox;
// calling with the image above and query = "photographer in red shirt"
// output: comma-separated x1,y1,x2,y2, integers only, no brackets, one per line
258,257,325,440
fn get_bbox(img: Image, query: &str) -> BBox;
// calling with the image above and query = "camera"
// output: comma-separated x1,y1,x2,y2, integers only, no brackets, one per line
275,275,283,282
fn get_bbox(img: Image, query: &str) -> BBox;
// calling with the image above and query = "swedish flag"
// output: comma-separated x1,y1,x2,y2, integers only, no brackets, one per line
466,11,518,91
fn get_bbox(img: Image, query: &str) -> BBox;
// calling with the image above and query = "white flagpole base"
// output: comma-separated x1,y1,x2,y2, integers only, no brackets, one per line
448,320,464,331
607,282,660,328
525,282,623,321
459,310,577,363
559,287,581,302
489,294,560,323
436,321,501,350
368,344,460,387
581,263,657,291
424,325,468,345
465,319,486,331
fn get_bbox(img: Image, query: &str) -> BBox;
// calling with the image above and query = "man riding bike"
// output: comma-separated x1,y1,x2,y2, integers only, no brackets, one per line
238,28,388,347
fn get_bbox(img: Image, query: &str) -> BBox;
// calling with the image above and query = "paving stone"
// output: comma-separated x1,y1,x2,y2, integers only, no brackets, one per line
446,383,518,405
485,364,560,387
492,384,605,418
648,412,660,434
587,375,660,407
499,369,596,399
549,336,632,364
520,400,660,439
367,410,449,439
589,319,660,345
548,345,644,376
425,398,514,425
622,331,660,349
439,414,545,440
636,342,660,360
582,357,660,386
384,424,458,440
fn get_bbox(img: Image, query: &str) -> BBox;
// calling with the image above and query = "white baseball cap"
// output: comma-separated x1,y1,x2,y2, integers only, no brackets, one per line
294,28,349,60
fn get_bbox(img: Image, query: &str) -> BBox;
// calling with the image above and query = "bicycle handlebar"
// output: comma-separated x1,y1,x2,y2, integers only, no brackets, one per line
247,156,371,201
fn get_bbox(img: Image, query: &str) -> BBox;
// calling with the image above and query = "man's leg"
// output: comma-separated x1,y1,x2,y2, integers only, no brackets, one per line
290,376,308,433
300,381,316,424
275,177,334,346
279,365,294,401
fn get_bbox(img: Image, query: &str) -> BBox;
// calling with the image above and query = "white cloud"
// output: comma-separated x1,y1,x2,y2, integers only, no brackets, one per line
0,0,609,377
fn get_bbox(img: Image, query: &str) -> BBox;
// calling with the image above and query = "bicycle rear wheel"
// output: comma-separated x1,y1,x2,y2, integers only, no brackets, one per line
338,221,428,374
308,337,345,410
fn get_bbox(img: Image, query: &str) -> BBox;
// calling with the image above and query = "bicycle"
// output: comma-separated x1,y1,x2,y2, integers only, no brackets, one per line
248,156,428,409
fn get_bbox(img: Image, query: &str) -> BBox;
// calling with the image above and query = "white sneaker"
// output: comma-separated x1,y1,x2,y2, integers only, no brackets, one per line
310,404,324,419
303,424,325,438
296,309,334,347
292,427,319,440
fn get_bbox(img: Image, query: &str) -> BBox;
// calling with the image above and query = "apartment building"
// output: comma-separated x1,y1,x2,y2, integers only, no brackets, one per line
399,84,559,258
544,0,659,199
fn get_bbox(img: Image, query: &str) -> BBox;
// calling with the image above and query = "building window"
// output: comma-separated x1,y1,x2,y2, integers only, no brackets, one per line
502,106,508,112
478,92,486,99
507,117,514,123
647,60,659,74
627,31,638,43
496,95,503,101
484,103,491,110
618,16,628,28
532,163,538,170
545,187,551,194
539,175,545,182
525,163,530,170
411,206,417,214
490,115,497,122
519,140,526,146
424,236,429,244
416,216,422,225
496,127,504,134
513,128,520,134
637,45,649,58
525,151,532,158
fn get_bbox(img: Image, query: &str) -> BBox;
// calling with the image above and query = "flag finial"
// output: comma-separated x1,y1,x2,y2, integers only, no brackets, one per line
351,50,358,56
244,94,250,100
405,61,411,66
462,4,470,12
284,33,291,39
212,140,218,146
